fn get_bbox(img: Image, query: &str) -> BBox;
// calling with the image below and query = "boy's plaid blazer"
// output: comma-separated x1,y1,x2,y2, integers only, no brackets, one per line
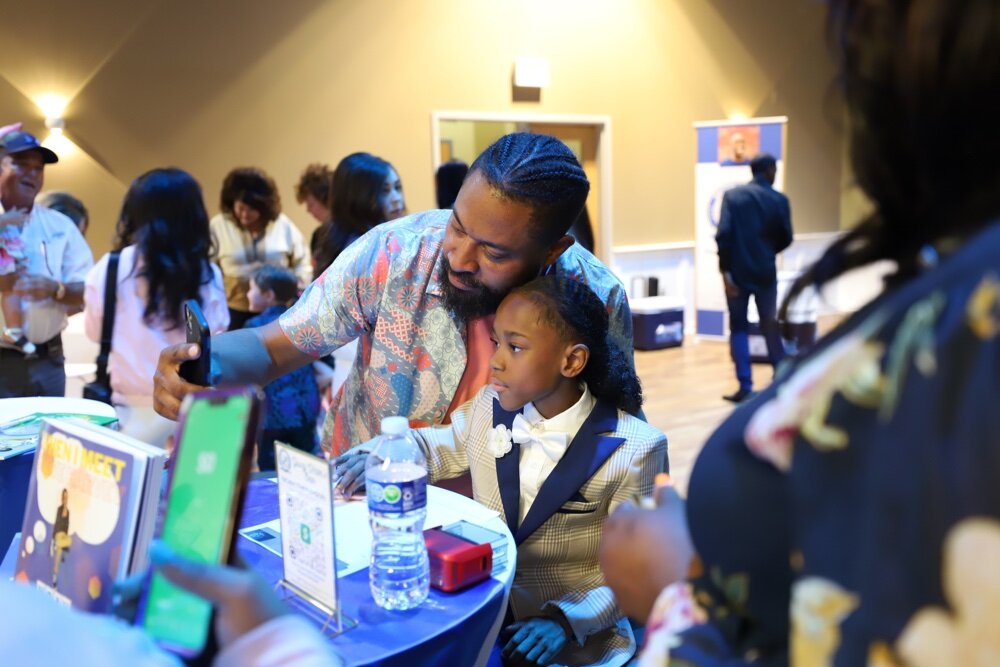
412,386,668,667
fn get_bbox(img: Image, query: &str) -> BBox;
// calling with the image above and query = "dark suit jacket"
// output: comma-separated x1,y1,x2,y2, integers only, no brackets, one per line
716,176,793,291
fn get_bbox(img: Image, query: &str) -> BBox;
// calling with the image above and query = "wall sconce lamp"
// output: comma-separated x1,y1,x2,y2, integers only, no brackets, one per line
514,57,550,88
512,57,549,103
45,116,66,135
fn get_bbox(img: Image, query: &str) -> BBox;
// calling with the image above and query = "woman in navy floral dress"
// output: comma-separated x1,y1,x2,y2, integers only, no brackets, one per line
600,1,1000,664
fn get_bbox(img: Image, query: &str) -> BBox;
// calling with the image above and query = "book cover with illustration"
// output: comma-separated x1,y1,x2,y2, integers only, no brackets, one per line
13,418,165,612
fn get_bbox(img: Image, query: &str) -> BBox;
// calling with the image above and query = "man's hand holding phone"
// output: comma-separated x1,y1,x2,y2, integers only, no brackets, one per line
153,343,206,420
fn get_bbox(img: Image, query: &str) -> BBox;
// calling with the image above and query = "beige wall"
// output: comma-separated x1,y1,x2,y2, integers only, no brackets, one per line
0,0,843,260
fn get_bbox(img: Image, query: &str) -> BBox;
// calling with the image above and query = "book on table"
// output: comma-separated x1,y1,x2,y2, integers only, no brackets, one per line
0,412,118,460
13,417,166,612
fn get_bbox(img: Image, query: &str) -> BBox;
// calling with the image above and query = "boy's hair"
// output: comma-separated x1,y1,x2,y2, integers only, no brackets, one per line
509,275,643,415
251,264,299,306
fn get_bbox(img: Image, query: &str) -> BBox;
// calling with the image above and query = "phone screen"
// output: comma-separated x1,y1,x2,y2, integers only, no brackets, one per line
141,392,251,654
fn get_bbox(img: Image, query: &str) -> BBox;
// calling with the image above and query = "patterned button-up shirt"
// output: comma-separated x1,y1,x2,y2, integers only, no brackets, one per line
279,209,634,456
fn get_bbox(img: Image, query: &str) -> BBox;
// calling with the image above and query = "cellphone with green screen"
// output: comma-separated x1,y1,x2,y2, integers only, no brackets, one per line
136,386,262,658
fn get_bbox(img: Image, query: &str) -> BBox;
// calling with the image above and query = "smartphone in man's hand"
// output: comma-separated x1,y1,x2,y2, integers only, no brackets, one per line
179,299,212,385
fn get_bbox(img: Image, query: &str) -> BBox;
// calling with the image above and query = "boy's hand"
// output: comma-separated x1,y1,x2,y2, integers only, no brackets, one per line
501,617,569,665
331,445,371,496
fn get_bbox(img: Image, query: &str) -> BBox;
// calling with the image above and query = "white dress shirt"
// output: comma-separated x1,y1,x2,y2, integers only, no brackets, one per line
516,385,596,523
0,204,93,345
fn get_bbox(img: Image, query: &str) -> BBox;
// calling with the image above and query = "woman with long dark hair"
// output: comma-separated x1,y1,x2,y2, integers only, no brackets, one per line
84,168,228,446
601,1,1000,664
311,152,404,279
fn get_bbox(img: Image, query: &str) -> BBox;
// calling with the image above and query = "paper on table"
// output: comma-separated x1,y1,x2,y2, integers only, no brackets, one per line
425,486,500,527
240,486,500,577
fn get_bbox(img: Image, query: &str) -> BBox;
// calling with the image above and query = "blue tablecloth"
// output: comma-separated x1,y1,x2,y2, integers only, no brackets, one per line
238,479,508,667
0,451,34,554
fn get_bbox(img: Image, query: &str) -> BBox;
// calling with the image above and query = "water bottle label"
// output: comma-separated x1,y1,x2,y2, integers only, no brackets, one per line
367,474,427,513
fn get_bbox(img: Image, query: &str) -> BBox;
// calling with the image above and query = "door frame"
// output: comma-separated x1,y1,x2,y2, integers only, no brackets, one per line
431,111,613,263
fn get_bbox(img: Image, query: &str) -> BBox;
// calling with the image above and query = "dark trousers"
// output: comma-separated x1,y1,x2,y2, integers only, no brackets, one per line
0,337,66,398
726,283,785,391
257,424,317,471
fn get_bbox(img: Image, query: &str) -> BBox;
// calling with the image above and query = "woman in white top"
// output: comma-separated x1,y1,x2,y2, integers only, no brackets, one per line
209,167,310,329
85,168,229,447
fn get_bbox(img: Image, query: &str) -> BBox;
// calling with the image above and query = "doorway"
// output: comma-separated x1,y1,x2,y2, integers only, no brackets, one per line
431,112,613,262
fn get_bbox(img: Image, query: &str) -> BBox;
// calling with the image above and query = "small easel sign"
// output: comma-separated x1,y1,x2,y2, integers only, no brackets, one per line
273,442,357,635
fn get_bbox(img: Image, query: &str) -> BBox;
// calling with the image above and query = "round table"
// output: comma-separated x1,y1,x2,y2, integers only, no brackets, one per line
0,397,119,555
238,479,516,667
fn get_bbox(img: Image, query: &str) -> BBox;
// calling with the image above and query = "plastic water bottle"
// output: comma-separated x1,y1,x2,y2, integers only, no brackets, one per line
366,416,429,610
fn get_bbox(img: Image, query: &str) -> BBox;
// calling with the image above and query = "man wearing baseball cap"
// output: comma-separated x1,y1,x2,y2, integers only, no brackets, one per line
0,127,92,398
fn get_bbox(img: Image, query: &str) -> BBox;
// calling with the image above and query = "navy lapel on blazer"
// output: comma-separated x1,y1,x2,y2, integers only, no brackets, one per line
492,399,523,536
514,399,625,545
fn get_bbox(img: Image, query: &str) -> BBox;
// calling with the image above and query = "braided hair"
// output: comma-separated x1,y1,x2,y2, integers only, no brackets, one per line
510,275,643,416
469,133,590,246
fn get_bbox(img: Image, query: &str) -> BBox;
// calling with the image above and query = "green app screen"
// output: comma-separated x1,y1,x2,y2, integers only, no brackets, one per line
143,394,250,652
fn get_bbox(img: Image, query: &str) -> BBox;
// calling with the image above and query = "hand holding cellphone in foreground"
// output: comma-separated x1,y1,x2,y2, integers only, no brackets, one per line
147,541,289,650
138,387,262,659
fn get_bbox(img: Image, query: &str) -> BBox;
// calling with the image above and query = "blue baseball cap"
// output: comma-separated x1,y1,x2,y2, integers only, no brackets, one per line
0,130,58,164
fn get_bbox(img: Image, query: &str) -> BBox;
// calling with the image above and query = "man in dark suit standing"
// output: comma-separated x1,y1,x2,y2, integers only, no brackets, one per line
715,153,793,402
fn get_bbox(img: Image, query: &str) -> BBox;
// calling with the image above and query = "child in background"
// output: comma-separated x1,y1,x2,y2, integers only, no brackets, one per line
245,264,320,470
335,276,668,667
0,206,33,353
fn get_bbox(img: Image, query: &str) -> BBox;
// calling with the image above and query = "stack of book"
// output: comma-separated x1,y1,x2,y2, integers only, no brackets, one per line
13,418,166,612
442,520,509,575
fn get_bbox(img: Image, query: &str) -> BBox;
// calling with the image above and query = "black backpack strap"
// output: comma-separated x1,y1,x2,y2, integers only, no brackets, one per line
94,251,121,384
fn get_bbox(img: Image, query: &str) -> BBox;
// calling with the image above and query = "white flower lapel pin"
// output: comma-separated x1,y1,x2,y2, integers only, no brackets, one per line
489,423,513,458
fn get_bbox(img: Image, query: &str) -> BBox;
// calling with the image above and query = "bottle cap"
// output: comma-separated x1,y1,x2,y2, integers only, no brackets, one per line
381,415,409,435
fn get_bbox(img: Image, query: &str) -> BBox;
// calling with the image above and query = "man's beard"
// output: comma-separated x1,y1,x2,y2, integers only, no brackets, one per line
438,256,508,322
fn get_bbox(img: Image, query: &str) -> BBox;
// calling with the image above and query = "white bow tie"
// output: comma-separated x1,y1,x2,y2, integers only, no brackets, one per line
510,413,569,463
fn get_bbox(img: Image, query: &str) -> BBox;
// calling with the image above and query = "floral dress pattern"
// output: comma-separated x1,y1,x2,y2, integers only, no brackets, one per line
641,220,1000,665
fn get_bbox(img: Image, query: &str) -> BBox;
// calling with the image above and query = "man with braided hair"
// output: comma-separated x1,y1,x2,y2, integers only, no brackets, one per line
154,133,637,458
